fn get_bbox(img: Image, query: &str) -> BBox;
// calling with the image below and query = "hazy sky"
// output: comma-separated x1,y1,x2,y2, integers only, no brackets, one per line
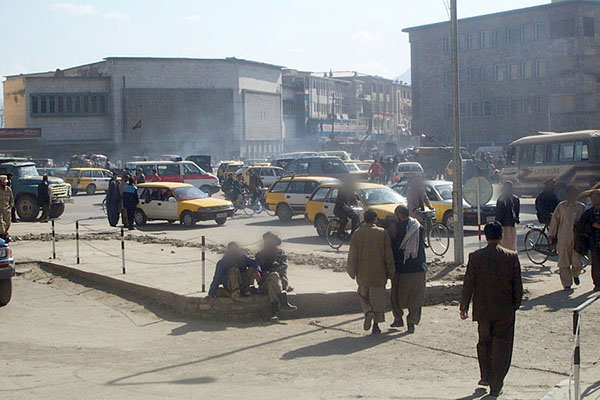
1,0,547,81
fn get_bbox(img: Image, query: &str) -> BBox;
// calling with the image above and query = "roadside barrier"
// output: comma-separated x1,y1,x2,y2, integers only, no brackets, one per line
571,291,600,400
51,220,56,259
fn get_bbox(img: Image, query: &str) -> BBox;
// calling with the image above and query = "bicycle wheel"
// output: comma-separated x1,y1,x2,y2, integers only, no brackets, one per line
264,206,275,217
326,219,345,250
524,229,549,265
429,223,450,256
243,197,255,216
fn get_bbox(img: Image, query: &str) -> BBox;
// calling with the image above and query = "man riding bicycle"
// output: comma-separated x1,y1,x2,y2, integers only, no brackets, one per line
406,177,433,225
334,181,360,235
535,179,560,225
249,169,264,206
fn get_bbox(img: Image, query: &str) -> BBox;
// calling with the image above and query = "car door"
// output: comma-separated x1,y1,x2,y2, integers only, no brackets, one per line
285,181,308,212
140,188,162,220
322,187,339,218
160,190,179,220
92,170,110,191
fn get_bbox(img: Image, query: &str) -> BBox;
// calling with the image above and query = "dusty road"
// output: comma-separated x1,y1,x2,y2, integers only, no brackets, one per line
2,265,598,400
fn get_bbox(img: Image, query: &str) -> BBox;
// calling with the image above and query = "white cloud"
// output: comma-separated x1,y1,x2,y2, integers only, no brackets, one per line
348,31,383,43
288,47,306,54
51,2,95,15
184,14,200,21
102,12,130,20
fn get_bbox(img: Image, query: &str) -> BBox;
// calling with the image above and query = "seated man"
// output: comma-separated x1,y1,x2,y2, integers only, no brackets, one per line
208,242,261,299
255,231,297,320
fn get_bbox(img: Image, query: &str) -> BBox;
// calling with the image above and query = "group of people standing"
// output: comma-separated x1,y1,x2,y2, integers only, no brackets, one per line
105,169,140,230
347,206,427,335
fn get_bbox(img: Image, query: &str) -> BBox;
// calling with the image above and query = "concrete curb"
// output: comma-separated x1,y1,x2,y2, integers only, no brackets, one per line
36,261,463,321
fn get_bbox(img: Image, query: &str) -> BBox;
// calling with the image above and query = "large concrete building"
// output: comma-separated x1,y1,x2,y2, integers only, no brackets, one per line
2,57,283,161
403,0,600,147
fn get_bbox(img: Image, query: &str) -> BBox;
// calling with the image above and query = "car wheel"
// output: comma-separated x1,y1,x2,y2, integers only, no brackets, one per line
0,279,12,307
86,184,96,195
134,209,147,226
276,203,292,221
315,215,328,237
443,211,454,232
181,211,196,227
16,194,40,222
49,203,65,219
215,217,227,225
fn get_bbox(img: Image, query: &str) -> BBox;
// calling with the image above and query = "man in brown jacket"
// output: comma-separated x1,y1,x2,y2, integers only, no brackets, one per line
460,221,523,397
347,210,395,335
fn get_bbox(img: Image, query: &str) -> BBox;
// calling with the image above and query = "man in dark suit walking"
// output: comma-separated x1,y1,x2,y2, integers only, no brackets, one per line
460,222,523,397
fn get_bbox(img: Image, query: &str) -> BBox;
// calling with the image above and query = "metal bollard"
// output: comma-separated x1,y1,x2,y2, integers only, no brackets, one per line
573,311,581,400
201,236,206,292
121,227,126,274
51,220,56,259
75,221,80,264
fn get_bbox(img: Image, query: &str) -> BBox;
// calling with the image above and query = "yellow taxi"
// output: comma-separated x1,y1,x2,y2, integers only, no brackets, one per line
265,176,340,221
238,165,283,187
344,161,370,182
216,161,244,182
64,168,112,195
134,182,234,227
305,182,407,236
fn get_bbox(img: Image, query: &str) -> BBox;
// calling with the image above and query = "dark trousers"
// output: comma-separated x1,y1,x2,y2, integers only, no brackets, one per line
477,317,515,393
125,207,136,228
39,204,50,221
592,249,600,289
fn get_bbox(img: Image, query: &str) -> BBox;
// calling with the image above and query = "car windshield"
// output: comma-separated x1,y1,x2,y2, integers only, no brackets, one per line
346,164,360,172
17,165,40,177
435,184,453,200
360,187,405,205
66,169,80,177
356,163,370,171
173,186,208,200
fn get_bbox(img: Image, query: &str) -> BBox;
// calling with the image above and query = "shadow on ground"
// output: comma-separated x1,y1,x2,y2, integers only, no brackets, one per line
521,288,597,312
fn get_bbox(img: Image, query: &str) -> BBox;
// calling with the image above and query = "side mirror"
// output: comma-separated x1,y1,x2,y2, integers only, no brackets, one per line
144,197,152,204
168,197,177,203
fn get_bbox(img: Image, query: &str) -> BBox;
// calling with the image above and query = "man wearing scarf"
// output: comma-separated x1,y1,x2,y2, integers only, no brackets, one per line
386,205,427,334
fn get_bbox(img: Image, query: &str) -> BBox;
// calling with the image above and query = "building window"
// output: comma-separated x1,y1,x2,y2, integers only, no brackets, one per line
482,100,492,117
443,37,450,53
445,103,453,118
508,63,519,80
481,65,492,82
536,60,546,77
458,35,466,52
584,17,595,37
495,64,506,81
523,97,535,115
520,24,534,42
30,93,108,116
505,26,517,45
469,67,479,83
470,101,480,117
535,23,548,40
468,33,478,50
535,96,548,114
481,31,493,48
521,61,533,79
495,99,506,116
459,102,467,118
509,98,521,115
550,18,575,39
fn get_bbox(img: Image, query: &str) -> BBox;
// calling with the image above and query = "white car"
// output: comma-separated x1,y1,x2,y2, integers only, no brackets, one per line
394,162,424,182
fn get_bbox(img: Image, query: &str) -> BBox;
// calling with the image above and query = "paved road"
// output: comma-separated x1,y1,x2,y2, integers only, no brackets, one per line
3,266,597,400
13,192,539,260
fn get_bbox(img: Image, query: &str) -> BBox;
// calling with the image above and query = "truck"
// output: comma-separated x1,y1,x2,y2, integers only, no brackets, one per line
0,238,14,306
0,162,72,221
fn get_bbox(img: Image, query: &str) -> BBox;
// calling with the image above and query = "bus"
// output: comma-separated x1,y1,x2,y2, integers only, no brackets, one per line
501,130,600,197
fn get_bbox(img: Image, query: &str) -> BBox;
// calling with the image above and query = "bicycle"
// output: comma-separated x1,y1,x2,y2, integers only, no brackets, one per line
524,223,591,266
418,209,450,257
325,207,363,249
240,189,275,217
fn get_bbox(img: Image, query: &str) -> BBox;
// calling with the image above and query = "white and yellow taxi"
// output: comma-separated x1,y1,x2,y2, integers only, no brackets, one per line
134,182,234,227
64,168,112,195
305,182,406,236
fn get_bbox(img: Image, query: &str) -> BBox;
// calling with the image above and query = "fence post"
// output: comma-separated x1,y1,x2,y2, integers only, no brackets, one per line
121,227,126,274
75,221,80,264
201,236,206,292
573,311,581,400
51,220,56,259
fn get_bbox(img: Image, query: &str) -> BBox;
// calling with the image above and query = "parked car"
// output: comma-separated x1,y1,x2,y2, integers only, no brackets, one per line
0,238,14,307
64,168,113,195
394,162,424,182
135,182,234,227
237,166,283,187
283,156,350,179
216,161,244,182
126,160,220,195
265,176,339,221
0,162,72,221
391,180,496,231
305,182,406,236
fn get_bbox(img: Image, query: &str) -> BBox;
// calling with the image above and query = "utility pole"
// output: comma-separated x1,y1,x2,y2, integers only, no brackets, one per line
451,0,464,264
330,89,335,147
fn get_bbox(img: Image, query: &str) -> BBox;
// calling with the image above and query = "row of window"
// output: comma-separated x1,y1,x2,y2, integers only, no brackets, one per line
518,140,589,166
443,17,595,53
444,60,545,86
445,97,547,119
31,93,108,116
